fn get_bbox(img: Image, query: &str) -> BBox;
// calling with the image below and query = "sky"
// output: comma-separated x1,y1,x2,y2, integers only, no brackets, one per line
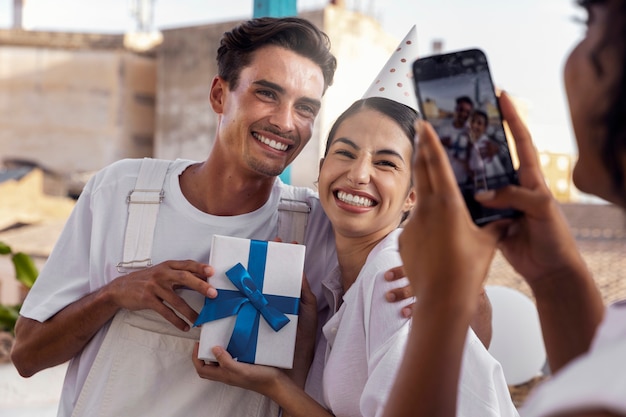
0,0,585,154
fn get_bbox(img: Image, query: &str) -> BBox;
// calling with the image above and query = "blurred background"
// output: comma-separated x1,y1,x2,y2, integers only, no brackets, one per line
1,1,625,413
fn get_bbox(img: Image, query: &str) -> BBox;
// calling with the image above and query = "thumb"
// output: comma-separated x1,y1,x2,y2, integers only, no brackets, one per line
212,346,234,365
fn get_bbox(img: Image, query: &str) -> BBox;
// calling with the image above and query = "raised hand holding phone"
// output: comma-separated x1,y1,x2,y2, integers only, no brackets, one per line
412,48,520,225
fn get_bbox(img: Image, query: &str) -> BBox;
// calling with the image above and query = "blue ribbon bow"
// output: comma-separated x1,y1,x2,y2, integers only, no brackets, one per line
194,240,300,363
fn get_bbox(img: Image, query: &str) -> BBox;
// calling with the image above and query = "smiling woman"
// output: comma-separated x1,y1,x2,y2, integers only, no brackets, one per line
192,95,518,417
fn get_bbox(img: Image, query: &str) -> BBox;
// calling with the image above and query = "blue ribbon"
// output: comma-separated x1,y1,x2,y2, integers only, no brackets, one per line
194,239,300,363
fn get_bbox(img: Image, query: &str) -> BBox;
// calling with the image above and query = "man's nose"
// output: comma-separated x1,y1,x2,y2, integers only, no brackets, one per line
269,103,296,132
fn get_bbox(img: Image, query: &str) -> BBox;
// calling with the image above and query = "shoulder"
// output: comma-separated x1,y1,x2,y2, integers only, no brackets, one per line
87,158,143,189
364,230,402,270
277,182,331,233
358,230,405,291
277,182,318,202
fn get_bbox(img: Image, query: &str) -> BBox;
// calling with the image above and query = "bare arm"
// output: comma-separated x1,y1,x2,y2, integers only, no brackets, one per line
193,345,333,417
384,93,608,417
12,260,215,377
382,120,502,417
476,92,605,371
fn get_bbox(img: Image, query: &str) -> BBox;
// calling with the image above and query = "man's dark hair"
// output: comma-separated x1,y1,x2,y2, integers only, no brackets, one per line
217,17,337,93
456,96,474,108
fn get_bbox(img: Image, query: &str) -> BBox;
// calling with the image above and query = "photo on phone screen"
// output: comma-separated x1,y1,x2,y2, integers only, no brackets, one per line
412,48,520,225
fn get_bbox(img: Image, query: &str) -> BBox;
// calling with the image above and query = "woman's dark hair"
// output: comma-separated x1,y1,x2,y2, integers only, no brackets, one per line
323,97,419,157
591,0,626,200
217,17,337,93
323,97,419,223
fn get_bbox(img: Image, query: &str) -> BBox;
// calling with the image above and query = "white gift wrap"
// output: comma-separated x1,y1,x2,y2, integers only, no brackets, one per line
197,235,305,368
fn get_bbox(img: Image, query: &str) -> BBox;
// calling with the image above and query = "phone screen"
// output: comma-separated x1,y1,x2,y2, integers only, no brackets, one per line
412,48,520,225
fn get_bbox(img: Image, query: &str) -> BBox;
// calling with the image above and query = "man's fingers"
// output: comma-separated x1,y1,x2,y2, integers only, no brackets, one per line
152,298,194,331
167,260,216,297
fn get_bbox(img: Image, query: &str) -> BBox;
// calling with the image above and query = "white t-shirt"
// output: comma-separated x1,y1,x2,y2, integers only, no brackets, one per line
313,229,518,417
20,158,336,416
521,301,626,416
434,119,471,184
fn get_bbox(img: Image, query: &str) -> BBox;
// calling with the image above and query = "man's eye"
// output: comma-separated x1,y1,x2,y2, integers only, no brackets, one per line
257,90,276,99
297,104,318,117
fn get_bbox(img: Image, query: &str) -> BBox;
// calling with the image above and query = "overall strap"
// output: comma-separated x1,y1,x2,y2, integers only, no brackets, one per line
277,185,311,244
117,158,171,273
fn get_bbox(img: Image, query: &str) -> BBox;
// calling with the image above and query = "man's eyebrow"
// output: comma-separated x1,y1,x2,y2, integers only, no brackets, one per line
253,79,321,110
253,79,285,94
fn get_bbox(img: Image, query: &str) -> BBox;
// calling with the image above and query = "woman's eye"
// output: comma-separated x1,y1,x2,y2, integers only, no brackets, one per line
334,149,355,158
376,160,399,169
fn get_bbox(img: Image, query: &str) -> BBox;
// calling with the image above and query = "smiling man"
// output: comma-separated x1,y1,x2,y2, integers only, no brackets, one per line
11,17,339,417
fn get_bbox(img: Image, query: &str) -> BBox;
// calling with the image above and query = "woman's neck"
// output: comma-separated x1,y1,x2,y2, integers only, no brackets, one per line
333,229,391,293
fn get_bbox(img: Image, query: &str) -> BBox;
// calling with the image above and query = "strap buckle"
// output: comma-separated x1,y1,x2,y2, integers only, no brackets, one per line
116,259,152,273
126,188,164,204
278,198,311,213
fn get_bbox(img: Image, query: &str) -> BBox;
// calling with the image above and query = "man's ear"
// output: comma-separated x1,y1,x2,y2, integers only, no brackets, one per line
209,76,227,113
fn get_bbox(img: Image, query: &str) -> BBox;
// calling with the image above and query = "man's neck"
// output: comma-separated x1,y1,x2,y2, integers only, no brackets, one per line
179,157,276,216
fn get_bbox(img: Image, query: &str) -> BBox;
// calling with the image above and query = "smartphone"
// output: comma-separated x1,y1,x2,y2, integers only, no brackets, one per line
412,48,520,225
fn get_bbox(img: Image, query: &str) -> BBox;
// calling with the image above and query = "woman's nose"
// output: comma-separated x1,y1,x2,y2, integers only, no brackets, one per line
346,158,371,185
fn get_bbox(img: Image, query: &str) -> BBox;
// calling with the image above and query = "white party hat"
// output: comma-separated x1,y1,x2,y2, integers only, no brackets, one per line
362,25,419,111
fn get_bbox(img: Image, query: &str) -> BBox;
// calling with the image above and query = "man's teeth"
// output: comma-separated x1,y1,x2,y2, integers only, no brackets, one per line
254,133,288,151
337,191,374,207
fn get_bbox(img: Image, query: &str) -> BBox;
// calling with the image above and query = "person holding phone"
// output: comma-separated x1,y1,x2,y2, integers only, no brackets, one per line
385,0,626,416
194,97,517,417
192,96,517,417
413,49,521,225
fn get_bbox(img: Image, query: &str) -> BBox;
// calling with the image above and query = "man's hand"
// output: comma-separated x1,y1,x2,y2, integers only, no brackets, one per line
108,260,216,331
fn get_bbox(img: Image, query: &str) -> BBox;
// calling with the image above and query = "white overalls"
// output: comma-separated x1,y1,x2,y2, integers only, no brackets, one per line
70,158,310,417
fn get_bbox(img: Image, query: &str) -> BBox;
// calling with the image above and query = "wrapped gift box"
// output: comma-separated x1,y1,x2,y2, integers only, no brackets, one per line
195,235,305,369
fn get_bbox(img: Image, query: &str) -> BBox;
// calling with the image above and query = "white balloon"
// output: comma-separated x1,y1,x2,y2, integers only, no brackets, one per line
486,285,547,385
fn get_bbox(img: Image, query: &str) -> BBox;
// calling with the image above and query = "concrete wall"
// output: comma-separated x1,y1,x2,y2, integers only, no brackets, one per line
0,7,400,191
0,42,155,179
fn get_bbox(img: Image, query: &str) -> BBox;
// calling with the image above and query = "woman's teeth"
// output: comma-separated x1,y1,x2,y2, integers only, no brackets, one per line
337,191,374,207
